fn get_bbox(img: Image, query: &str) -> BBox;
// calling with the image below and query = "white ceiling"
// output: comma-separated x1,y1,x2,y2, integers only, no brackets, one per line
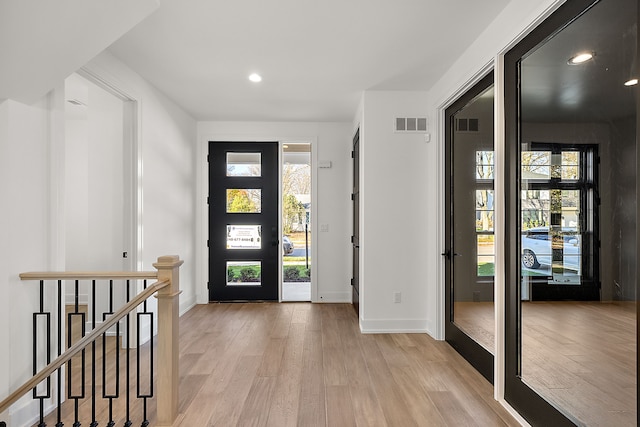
108,0,511,122
0,0,159,104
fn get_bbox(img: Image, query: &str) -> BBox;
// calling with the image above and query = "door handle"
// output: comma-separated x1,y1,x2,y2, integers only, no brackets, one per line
441,250,461,260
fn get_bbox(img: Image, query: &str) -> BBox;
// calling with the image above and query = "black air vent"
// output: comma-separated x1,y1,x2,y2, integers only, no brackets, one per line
456,118,479,132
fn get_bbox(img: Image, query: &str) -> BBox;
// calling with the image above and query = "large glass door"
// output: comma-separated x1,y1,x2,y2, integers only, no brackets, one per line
208,141,279,301
444,72,495,382
504,0,638,425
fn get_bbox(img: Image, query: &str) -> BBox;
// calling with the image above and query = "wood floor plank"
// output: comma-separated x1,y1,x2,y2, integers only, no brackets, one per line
326,385,357,427
265,322,305,427
360,334,419,426
297,329,326,426
256,337,285,377
237,376,277,426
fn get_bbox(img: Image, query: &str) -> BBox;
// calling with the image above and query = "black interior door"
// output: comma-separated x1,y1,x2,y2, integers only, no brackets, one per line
209,141,279,301
444,72,495,383
352,129,360,314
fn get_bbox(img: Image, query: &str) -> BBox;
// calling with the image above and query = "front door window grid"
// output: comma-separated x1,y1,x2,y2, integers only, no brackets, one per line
520,145,597,286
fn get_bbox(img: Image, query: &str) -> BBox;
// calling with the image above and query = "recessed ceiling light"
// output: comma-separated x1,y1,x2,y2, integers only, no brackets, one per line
249,73,262,83
567,52,594,65
624,78,638,86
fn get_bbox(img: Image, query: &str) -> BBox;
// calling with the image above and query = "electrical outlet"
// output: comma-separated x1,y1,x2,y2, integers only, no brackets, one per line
394,292,401,303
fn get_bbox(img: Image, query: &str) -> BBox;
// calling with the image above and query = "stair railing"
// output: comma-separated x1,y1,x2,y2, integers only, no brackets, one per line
0,255,183,427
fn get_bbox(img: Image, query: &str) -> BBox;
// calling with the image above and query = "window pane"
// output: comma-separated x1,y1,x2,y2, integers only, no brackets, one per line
226,152,261,176
521,190,550,229
227,225,261,249
522,151,550,179
476,190,494,232
475,151,494,179
226,261,261,286
477,234,495,276
226,189,261,213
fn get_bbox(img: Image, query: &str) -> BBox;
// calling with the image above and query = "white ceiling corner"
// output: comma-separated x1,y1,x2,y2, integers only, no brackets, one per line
0,0,159,103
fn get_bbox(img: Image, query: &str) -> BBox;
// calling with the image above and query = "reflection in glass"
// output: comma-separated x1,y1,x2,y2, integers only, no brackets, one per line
226,261,261,286
226,152,261,176
227,225,261,249
451,85,495,355
477,235,494,277
226,189,261,213
476,151,494,179
517,0,637,424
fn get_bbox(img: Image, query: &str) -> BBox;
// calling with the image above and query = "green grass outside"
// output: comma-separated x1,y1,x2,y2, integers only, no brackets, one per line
477,262,549,277
227,264,310,281
477,262,495,276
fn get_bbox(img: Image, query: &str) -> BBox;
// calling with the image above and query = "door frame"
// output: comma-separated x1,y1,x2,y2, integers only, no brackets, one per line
76,66,142,274
197,136,318,304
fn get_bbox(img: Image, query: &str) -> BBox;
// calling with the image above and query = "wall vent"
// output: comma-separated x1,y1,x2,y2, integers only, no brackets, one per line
395,117,427,133
456,118,479,132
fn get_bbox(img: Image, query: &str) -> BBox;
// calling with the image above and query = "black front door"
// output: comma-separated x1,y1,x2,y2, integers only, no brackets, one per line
209,141,279,301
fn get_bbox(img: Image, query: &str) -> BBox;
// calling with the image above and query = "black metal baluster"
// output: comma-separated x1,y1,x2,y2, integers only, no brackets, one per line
124,279,132,427
137,279,152,427
56,280,63,427
34,280,51,427
68,280,85,427
89,280,97,427
103,280,118,427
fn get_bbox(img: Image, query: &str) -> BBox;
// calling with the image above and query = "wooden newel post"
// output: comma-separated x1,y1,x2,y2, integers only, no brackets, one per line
154,255,183,426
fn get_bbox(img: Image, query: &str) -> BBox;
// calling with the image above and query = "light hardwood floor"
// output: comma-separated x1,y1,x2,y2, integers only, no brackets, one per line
40,303,519,426
454,301,637,426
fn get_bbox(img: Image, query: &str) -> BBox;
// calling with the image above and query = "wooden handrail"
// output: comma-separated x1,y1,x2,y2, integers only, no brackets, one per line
20,271,158,280
0,279,170,415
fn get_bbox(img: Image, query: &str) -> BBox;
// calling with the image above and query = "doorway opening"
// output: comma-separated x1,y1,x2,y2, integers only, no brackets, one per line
282,143,312,302
64,72,134,313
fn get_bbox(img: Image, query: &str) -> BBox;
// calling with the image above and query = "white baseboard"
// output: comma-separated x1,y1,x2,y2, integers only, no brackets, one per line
359,318,429,334
180,297,197,316
316,291,351,303
5,394,57,427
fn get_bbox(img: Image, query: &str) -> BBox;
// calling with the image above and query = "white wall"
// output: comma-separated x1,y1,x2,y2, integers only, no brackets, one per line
0,95,60,425
82,51,198,315
355,90,433,333
197,121,353,303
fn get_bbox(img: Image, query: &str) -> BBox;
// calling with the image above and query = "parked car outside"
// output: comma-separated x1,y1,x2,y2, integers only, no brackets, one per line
283,235,294,255
521,226,581,272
